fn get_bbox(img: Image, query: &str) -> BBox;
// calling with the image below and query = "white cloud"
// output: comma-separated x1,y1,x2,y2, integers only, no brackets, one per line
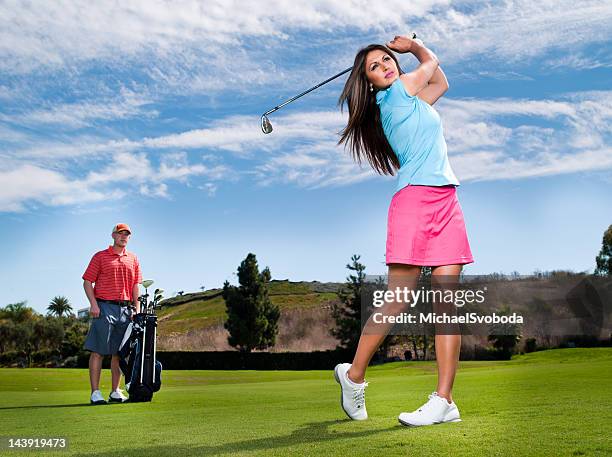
0,0,448,73
544,52,612,71
6,89,157,128
0,85,13,100
0,151,230,212
417,1,612,64
14,112,346,161
0,124,30,143
7,88,611,203
198,183,218,197
253,139,379,189
140,183,169,198
252,90,612,187
0,164,117,212
17,138,139,160
3,0,609,79
452,147,612,182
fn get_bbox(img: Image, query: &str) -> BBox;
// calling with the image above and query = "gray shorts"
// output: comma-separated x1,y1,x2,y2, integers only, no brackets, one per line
83,300,133,355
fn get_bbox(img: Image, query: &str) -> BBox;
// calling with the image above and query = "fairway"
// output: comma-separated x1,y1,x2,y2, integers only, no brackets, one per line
1,348,611,457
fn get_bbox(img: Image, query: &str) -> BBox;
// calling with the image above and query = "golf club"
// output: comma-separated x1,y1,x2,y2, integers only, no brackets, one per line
139,280,153,313
154,289,164,308
260,33,417,134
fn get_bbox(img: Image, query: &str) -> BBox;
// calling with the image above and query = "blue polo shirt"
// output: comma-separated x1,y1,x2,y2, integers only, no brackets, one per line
376,78,459,192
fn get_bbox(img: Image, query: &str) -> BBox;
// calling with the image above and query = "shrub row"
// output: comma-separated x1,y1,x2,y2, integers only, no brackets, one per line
155,349,354,370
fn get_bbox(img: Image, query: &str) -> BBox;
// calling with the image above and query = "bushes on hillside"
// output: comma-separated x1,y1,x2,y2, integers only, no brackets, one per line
0,301,89,367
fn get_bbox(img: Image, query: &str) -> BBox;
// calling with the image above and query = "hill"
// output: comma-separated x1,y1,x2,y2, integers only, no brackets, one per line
156,280,345,351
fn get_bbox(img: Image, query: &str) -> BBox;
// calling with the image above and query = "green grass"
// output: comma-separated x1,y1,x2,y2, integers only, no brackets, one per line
1,348,611,456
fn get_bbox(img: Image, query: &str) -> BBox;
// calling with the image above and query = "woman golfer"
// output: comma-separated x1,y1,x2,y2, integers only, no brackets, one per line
334,35,474,426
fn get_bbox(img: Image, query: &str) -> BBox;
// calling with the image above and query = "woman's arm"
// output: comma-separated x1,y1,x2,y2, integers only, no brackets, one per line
388,36,439,96
410,37,449,104
388,36,448,105
429,65,448,86
415,65,449,106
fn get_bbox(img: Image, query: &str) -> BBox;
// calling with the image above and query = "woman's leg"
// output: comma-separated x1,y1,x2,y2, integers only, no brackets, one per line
430,264,463,403
347,263,422,383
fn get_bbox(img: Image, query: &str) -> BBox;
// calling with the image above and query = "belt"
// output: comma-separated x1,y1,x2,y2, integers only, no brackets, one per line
98,299,132,307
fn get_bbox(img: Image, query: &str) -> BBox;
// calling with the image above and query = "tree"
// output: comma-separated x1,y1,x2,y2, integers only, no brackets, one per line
33,317,64,352
47,296,73,318
1,301,35,323
13,320,34,356
488,305,521,356
62,320,89,357
331,254,367,352
222,253,280,353
0,320,16,353
529,297,554,349
595,224,612,276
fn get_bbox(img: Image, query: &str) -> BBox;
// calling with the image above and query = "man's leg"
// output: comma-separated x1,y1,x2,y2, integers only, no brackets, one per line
89,352,103,393
110,355,121,391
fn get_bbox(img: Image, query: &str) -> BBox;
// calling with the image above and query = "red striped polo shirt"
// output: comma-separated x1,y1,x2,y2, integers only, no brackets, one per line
83,246,143,301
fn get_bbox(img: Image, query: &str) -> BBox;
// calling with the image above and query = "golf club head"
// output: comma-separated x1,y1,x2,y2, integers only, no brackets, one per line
261,114,273,134
154,294,163,303
142,279,154,289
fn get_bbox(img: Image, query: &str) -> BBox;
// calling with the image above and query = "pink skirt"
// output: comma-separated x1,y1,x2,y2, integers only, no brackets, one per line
386,184,474,266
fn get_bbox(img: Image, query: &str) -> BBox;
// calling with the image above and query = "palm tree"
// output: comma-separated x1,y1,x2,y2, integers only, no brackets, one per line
47,296,73,318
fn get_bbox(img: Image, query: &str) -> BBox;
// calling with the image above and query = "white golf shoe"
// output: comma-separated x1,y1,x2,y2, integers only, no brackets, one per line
334,363,368,420
108,388,128,403
398,391,462,427
90,390,107,405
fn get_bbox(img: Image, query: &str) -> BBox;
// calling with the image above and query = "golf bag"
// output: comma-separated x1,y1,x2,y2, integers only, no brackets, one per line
118,313,162,402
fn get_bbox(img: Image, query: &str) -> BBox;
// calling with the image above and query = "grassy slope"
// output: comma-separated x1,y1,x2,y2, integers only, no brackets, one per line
156,280,340,336
1,348,610,456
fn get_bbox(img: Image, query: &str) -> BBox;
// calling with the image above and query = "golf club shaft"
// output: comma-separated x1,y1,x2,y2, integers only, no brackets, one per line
261,32,418,133
263,66,352,116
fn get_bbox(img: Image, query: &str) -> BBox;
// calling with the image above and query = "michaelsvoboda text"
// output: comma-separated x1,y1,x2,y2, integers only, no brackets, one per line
371,312,524,325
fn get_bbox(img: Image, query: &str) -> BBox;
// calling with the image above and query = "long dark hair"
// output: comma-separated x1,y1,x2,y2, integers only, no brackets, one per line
337,44,403,175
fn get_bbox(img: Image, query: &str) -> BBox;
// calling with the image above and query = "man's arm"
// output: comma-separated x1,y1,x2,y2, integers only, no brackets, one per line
133,257,142,313
83,280,100,318
132,283,141,314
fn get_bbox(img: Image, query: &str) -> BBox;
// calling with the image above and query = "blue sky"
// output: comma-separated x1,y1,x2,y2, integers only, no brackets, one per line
1,1,611,314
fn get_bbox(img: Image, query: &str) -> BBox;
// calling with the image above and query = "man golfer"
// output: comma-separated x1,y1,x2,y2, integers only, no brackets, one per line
82,223,142,405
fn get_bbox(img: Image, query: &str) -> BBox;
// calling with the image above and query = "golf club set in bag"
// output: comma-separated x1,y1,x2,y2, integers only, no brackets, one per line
118,279,163,402
261,33,418,134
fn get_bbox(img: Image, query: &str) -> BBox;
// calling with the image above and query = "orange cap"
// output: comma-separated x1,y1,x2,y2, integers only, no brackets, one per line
112,223,132,234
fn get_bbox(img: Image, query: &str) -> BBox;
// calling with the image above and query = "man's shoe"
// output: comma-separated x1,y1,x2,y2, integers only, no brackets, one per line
108,389,129,403
398,391,462,427
90,390,107,405
333,363,368,421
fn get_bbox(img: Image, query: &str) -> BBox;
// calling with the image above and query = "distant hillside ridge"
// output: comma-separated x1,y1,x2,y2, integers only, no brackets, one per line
159,279,345,308
156,279,345,351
